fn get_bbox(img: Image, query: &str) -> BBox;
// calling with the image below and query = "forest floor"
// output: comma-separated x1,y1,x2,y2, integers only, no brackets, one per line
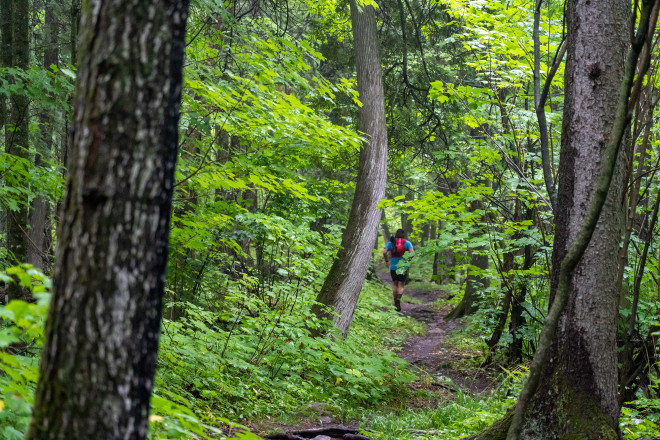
261,265,498,440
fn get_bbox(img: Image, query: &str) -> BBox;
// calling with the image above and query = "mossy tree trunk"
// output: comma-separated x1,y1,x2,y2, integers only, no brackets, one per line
471,0,652,438
510,0,631,437
520,0,629,436
312,0,388,338
26,1,190,438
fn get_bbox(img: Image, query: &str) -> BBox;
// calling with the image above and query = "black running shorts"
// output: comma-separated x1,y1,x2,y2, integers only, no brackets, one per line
390,269,407,283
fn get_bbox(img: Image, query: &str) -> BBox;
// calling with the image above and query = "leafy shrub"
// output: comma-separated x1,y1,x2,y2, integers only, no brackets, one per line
365,391,513,440
156,279,421,428
620,401,660,438
0,266,260,439
0,266,50,438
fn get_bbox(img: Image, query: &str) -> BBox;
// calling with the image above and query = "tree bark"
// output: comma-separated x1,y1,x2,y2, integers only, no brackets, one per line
506,0,648,438
0,0,10,305
70,0,81,65
0,0,11,133
446,246,488,319
483,248,513,365
437,246,455,284
380,209,391,246
508,225,533,364
26,1,190,438
533,0,565,210
312,0,388,338
400,181,414,238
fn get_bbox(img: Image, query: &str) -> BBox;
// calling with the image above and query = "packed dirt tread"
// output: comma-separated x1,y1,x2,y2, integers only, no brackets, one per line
375,266,494,395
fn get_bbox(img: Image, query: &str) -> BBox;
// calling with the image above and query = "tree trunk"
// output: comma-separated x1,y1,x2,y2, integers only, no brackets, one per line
435,224,455,284
436,182,456,284
26,1,189,438
400,181,414,238
70,0,81,64
445,246,489,319
432,250,439,281
483,248,513,365
533,0,560,209
446,200,489,320
431,220,441,283
5,0,30,300
1,0,10,299
28,0,60,271
0,0,11,133
312,0,388,338
519,0,630,436
508,227,533,364
381,209,391,246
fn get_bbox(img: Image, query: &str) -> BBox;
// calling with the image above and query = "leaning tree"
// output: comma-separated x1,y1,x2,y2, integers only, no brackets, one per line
312,0,388,338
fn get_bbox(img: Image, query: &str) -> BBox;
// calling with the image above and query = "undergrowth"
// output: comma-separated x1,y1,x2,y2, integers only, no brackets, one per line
364,390,513,440
154,277,423,435
2,264,659,439
348,284,519,440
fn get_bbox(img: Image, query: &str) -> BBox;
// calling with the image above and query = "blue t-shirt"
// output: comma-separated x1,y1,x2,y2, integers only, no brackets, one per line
385,240,414,271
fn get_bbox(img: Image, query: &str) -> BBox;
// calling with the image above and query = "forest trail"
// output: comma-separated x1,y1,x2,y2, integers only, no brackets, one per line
373,266,494,395
263,266,495,440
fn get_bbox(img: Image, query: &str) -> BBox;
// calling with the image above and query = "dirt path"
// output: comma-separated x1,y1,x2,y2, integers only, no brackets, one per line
262,268,495,439
375,266,494,395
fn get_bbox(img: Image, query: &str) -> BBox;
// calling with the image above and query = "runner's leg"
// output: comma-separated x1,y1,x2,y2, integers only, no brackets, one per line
393,281,403,311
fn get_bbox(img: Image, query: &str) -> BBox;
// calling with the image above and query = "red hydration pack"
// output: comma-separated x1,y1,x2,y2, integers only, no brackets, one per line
391,238,406,257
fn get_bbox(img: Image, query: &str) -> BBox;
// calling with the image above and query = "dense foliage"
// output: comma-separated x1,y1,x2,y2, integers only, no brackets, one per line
2,0,660,438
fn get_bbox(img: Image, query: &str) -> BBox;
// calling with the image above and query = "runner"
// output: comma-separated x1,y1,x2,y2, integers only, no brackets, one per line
383,229,414,312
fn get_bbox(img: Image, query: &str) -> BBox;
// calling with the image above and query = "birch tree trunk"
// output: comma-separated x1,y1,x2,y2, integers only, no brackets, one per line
26,1,189,438
312,0,388,338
